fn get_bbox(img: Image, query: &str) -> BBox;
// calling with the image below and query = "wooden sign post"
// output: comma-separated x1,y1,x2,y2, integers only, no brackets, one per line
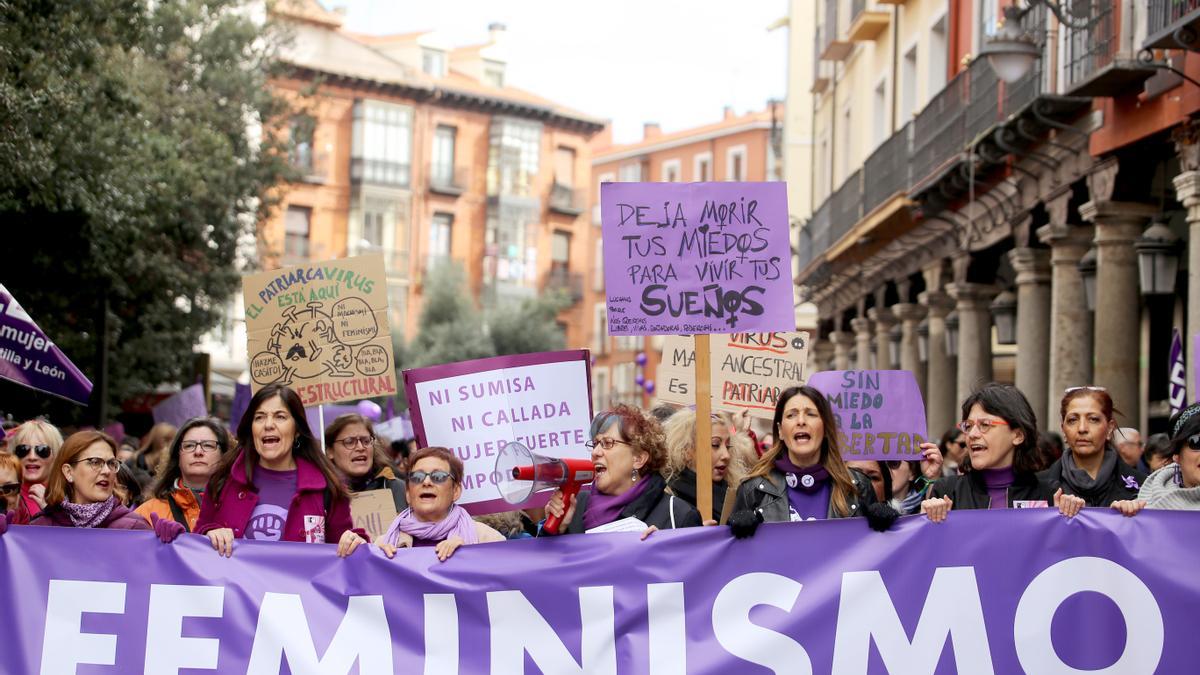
693,333,713,521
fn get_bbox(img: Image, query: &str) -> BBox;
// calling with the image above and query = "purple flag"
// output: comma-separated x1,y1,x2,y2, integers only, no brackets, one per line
151,384,208,428
600,182,794,336
1,510,1197,673
0,284,92,405
1170,329,1186,417
230,382,252,430
807,369,928,460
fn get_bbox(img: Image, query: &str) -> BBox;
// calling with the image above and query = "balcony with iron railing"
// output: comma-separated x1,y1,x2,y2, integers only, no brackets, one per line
911,68,967,190
351,158,411,188
862,122,910,216
848,0,890,42
965,56,1001,143
799,199,832,273
543,268,584,305
549,182,586,216
829,170,863,244
1063,0,1155,96
1146,0,1200,50
429,165,468,196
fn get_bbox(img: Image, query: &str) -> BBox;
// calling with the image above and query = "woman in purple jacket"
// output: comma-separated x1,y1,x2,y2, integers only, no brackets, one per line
196,384,367,557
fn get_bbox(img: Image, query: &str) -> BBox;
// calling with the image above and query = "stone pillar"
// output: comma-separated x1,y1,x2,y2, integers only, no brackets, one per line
869,306,897,370
893,303,927,396
1037,218,1095,427
812,339,835,375
1008,248,1052,429
1174,170,1200,403
850,317,874,370
830,331,854,370
946,283,998,404
919,290,957,436
1079,200,1157,425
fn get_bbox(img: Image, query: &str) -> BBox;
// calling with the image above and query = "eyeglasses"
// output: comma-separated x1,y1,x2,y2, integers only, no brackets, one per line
70,457,122,472
585,438,629,451
181,440,221,453
0,482,19,496
406,470,453,485
1064,386,1107,394
14,444,51,460
336,435,374,449
957,419,1010,434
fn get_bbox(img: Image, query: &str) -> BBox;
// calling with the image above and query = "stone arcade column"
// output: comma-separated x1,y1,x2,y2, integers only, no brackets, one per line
1009,248,1052,429
919,290,957,437
811,339,836,375
851,317,874,370
893,303,928,398
946,283,998,405
831,331,854,370
870,306,898,370
1037,215,1095,426
1174,168,1200,403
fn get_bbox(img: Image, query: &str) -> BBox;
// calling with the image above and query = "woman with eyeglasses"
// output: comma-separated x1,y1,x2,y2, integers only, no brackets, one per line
921,383,1083,522
1109,403,1200,515
376,446,504,562
324,413,406,512
28,431,185,540
8,419,64,523
543,404,702,536
662,409,746,524
135,417,231,532
1038,387,1145,509
196,384,369,558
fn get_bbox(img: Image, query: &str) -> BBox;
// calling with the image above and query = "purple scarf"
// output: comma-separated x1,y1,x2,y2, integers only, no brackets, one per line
583,476,653,530
774,456,830,492
382,504,477,547
61,496,117,528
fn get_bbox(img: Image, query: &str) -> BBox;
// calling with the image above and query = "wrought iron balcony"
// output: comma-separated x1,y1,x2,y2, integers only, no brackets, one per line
800,200,832,273
965,56,1001,143
1063,0,1155,96
829,170,863,244
862,122,910,216
350,158,411,188
911,69,967,189
543,269,584,305
429,165,468,196
1146,0,1200,50
549,182,586,216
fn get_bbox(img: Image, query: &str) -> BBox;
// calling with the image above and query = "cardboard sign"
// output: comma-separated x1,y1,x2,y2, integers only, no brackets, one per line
241,255,396,407
350,489,399,541
404,350,593,514
600,182,794,336
657,331,810,419
806,370,928,461
152,384,208,428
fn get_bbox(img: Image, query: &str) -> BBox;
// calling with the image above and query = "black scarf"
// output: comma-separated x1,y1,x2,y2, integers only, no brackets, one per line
1060,446,1118,501
667,468,727,521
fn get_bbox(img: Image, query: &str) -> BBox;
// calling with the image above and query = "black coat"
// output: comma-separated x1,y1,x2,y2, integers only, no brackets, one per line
667,469,731,522
929,470,1057,509
1038,456,1146,507
732,468,877,522
565,473,702,533
350,467,407,512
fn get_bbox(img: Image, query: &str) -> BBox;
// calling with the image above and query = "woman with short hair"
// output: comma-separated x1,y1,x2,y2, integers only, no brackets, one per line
324,413,406,512
136,417,232,531
9,419,64,522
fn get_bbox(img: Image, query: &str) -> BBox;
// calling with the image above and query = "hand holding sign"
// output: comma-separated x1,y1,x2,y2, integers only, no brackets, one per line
806,370,928,461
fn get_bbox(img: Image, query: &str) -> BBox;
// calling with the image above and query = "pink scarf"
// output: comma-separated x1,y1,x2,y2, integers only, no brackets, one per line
382,505,478,547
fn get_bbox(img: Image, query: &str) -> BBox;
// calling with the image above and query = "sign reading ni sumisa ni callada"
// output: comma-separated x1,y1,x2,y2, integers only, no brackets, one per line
601,182,793,336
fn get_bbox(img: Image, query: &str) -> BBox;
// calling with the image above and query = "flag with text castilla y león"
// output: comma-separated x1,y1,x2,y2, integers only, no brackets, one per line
0,284,93,405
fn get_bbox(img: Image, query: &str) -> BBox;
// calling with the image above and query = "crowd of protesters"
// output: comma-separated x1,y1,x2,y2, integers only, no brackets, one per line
2,378,1198,560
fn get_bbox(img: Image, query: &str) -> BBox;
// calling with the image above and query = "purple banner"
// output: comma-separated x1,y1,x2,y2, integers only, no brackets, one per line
2,510,1196,673
600,182,793,336
152,384,208,428
0,284,92,405
808,369,928,460
1170,328,1186,417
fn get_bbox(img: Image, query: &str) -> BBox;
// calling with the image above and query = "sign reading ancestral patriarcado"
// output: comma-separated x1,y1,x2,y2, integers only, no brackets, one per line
242,255,396,407
600,181,794,336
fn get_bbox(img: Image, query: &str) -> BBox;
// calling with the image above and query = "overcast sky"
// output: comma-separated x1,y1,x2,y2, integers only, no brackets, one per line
334,0,789,144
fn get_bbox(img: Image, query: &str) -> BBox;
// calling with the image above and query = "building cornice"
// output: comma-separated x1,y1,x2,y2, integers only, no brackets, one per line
593,121,774,165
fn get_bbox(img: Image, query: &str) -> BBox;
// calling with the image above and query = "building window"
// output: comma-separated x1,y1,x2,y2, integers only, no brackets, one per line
487,117,541,197
840,106,852,182
661,159,681,182
592,366,610,412
618,162,641,182
422,48,446,77
428,213,452,270
901,44,918,122
388,283,408,332
694,152,712,181
726,146,747,181
593,303,609,354
554,146,576,187
352,100,413,187
930,15,948,97
284,206,311,259
873,79,888,150
432,125,456,187
976,0,998,48
289,115,314,172
551,230,571,276
483,59,505,87
614,362,636,404
593,237,604,292
362,210,384,249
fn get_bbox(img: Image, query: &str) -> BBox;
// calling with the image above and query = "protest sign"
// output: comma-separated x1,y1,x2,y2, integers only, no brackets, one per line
657,331,809,418
350,489,399,541
374,415,414,442
404,350,592,514
242,255,396,407
2,510,1196,673
0,284,93,405
807,370,928,460
600,182,793,336
151,384,208,428
1169,329,1186,417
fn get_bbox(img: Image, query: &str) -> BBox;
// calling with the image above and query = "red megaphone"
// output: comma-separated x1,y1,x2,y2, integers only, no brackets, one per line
495,441,595,534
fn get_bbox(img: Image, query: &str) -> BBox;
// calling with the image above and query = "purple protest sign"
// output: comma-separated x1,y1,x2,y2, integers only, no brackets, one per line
151,384,208,428
404,350,593,514
230,382,252,429
1170,328,1186,417
601,182,793,336
807,369,928,460
0,284,93,405
2,510,1197,673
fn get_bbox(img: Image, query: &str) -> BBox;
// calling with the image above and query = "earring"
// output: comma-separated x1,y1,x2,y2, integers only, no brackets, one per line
631,469,639,483
293,438,300,450
1174,463,1184,487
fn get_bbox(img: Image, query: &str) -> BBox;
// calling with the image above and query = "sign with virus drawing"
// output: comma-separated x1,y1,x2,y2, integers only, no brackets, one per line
241,254,397,406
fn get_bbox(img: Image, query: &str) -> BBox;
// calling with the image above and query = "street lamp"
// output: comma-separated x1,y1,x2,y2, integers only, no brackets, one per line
1135,221,1180,296
1077,247,1098,312
917,317,930,363
990,291,1018,345
888,323,903,369
979,2,1100,84
944,311,960,358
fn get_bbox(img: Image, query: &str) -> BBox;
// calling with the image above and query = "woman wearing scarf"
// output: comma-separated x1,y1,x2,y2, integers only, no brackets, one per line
29,430,182,542
728,386,898,537
543,404,702,535
324,413,406,512
662,409,745,524
376,447,503,561
136,417,232,531
1109,403,1200,515
1039,387,1145,507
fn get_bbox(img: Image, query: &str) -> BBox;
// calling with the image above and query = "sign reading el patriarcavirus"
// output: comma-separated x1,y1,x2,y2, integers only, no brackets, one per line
807,370,928,461
242,255,396,407
656,331,810,418
600,182,793,336
404,350,593,514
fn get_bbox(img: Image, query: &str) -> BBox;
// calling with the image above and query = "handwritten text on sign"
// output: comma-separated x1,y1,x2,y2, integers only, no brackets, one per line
657,331,810,419
600,182,794,336
806,370,928,461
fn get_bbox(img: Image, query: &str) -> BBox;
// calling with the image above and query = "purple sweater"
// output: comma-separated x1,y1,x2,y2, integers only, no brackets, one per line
981,467,1015,509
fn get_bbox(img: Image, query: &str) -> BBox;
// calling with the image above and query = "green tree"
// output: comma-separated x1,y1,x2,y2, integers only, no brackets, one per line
405,263,496,370
0,0,295,423
488,291,570,356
